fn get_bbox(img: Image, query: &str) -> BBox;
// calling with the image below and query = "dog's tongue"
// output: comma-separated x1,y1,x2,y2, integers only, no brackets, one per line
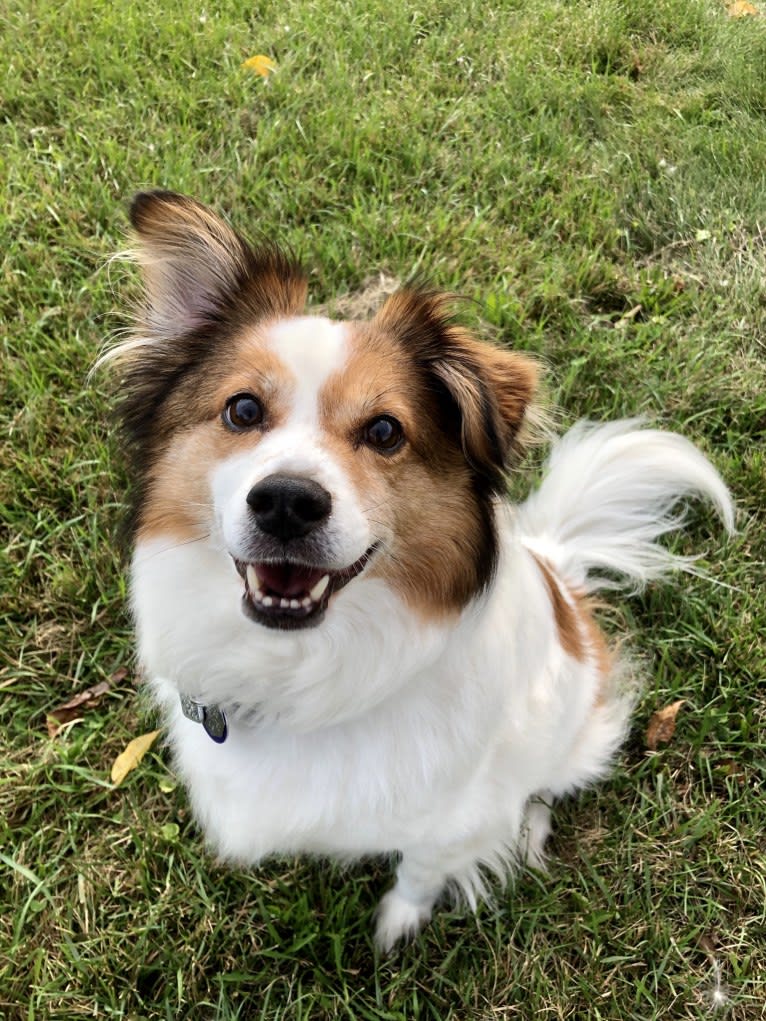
255,562,327,597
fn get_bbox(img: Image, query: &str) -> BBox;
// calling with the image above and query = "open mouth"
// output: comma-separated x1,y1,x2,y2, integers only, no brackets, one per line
233,546,378,630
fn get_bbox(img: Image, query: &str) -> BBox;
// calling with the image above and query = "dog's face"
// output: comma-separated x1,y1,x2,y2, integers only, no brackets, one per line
117,192,538,631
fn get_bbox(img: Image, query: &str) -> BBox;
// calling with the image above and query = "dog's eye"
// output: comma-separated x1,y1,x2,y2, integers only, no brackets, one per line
223,393,264,431
363,415,404,453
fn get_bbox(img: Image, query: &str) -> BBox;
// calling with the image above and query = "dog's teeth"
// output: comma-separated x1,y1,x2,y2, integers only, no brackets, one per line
301,596,313,608
246,565,259,592
262,595,274,607
279,598,290,608
289,599,301,609
309,574,330,601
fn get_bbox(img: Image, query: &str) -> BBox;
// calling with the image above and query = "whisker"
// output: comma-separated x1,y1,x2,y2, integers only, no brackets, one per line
362,498,390,516
371,534,407,570
137,533,211,561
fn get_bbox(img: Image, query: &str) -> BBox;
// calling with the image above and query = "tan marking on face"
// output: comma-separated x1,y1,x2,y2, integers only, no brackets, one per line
138,428,225,541
137,327,297,542
317,323,497,621
211,327,296,416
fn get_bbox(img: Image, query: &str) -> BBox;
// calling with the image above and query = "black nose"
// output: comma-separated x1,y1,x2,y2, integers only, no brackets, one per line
246,474,332,541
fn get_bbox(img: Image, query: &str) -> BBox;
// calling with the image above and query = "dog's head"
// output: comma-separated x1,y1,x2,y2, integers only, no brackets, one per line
115,192,538,631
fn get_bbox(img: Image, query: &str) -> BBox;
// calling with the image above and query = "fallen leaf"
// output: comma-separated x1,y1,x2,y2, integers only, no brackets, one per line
111,730,161,786
646,699,685,750
727,1,760,15
615,304,642,329
242,54,277,77
46,680,112,736
110,666,129,684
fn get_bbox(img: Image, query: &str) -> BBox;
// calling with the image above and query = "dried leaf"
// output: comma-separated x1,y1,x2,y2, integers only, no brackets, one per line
46,680,112,736
242,54,277,77
646,699,685,750
727,1,761,15
615,304,643,329
111,730,161,786
110,666,129,684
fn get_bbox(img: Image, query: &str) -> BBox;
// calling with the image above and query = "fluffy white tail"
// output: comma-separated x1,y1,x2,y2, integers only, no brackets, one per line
518,420,734,594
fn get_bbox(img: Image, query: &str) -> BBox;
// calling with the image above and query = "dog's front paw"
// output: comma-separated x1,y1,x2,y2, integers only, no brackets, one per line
374,888,433,953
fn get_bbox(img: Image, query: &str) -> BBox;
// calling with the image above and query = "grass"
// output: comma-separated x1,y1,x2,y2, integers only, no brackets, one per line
1,0,765,1017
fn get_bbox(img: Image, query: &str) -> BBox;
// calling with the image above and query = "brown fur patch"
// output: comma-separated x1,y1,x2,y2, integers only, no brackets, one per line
137,429,221,542
530,553,585,660
137,329,296,542
579,601,614,681
374,290,539,488
318,322,500,620
530,553,614,682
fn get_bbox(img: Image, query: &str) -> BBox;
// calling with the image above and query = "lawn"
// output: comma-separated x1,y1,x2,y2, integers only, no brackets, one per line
1,0,764,1017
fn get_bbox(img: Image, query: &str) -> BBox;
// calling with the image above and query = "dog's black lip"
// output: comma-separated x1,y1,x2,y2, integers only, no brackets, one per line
234,544,379,630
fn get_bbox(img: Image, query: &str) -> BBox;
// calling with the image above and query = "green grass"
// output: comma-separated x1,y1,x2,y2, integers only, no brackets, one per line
2,0,765,1017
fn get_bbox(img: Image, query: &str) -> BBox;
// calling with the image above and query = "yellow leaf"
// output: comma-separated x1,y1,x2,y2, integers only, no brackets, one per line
727,1,760,16
242,54,277,77
646,700,685,751
111,730,161,786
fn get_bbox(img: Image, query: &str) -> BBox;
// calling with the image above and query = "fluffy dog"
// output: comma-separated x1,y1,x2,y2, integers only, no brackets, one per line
110,191,733,950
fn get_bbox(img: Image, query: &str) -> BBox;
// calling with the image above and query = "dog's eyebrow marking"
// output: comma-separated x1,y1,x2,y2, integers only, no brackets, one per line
529,552,585,661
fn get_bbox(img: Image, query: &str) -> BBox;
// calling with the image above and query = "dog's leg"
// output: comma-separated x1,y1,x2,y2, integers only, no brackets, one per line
375,853,448,953
520,789,554,869
375,827,520,952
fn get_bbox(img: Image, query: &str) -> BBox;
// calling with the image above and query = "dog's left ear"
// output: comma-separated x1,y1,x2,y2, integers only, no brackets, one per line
376,290,539,489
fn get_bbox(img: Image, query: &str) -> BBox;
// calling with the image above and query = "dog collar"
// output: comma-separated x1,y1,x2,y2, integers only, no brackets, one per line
179,694,228,744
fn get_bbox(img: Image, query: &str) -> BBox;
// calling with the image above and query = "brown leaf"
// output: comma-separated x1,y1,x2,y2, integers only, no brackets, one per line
111,730,161,786
46,680,112,736
110,666,129,684
727,0,761,15
615,304,643,329
646,699,685,750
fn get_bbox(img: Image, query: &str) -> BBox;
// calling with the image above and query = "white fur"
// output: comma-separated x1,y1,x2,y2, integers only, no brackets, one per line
264,316,348,422
518,419,734,591
133,414,732,951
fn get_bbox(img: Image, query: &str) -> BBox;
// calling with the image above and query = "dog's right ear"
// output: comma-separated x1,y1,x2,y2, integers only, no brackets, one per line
128,191,307,339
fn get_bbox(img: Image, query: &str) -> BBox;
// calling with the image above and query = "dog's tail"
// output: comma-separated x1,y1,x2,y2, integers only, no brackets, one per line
517,420,734,594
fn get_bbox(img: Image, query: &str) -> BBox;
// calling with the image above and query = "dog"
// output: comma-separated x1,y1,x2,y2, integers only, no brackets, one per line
109,190,733,951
